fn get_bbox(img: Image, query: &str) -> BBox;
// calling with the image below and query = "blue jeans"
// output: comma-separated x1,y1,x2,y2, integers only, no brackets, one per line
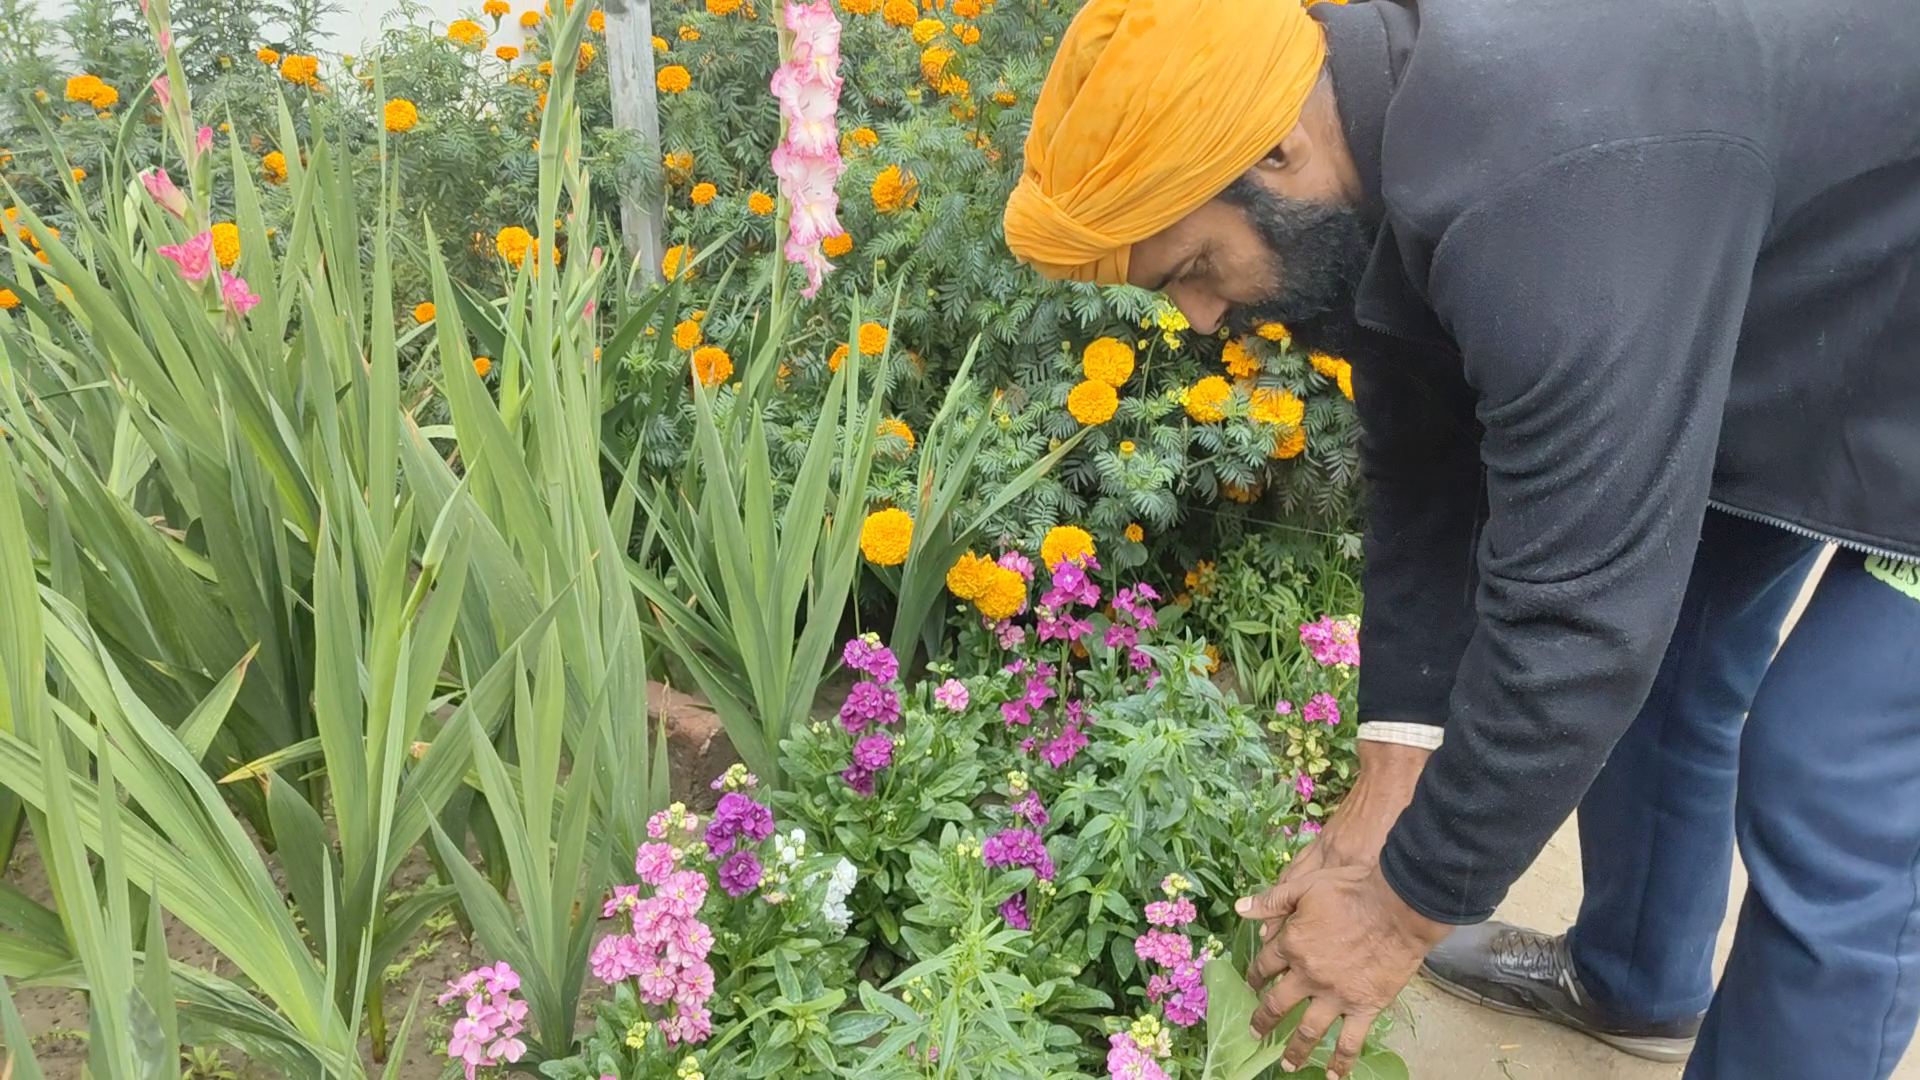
1567,510,1920,1079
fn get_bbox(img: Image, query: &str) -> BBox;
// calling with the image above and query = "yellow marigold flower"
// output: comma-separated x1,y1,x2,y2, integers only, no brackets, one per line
211,222,241,268
279,54,321,87
1184,375,1232,424
589,9,606,31
494,225,534,265
952,0,980,15
1040,525,1095,569
1337,361,1354,401
1249,385,1304,430
473,355,493,377
538,60,554,75
1222,340,1261,379
383,98,419,133
447,18,488,47
937,72,969,98
0,288,19,310
484,0,509,13
69,167,86,181
64,74,102,103
520,10,540,26
871,165,916,214
1066,380,1119,426
879,417,915,453
576,41,597,71
841,0,881,14
662,243,692,280
657,64,691,93
691,345,733,386
709,0,743,13
860,508,914,566
828,343,850,372
262,150,288,184
858,322,888,355
1080,336,1135,386
664,150,694,175
882,0,916,24
679,25,700,39
911,17,944,43
843,126,879,153
748,191,774,215
673,319,702,349
653,34,669,50
1125,523,1144,543
975,565,1027,620
1308,351,1345,378
1257,322,1291,343
495,44,520,60
1203,643,1221,672
920,45,953,84
957,23,979,44
1274,427,1307,459
257,47,281,65
945,552,997,600
1221,478,1262,503
1119,440,1136,456
690,182,717,206
413,301,436,323
823,232,852,256
991,90,1015,106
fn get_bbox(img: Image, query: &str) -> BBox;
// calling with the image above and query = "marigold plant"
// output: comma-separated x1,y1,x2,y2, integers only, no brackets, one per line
860,508,914,566
413,301,436,323
1039,525,1094,569
1080,336,1135,386
383,98,419,133
1066,380,1118,426
691,345,734,386
823,231,852,256
657,64,692,93
447,19,489,48
210,222,241,268
857,322,889,355
1183,375,1232,424
690,182,717,206
748,191,775,215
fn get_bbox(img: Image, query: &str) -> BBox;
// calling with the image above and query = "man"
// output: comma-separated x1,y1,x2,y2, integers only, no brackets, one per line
1002,1,1920,1078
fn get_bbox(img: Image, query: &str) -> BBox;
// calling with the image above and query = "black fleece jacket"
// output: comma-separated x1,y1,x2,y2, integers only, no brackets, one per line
1311,0,1920,923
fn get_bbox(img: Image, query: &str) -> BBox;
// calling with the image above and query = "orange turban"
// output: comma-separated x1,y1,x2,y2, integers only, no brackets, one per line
1003,0,1327,285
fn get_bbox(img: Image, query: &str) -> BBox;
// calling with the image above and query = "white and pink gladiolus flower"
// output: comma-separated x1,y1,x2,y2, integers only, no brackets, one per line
770,0,846,298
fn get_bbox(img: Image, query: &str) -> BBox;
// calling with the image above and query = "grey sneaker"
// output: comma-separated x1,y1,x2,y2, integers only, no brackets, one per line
1419,922,1701,1064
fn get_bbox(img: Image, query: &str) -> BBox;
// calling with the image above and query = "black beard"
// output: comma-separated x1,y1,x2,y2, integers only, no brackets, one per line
1215,175,1372,353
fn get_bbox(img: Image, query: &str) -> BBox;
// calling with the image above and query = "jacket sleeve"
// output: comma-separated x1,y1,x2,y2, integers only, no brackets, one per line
1378,136,1774,924
1352,337,1483,730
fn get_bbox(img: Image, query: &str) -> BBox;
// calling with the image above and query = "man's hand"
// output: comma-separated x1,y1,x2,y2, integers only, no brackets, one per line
1278,740,1432,885
1236,865,1451,1079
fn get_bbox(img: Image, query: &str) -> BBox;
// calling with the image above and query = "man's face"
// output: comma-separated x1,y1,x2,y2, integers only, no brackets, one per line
1127,174,1371,343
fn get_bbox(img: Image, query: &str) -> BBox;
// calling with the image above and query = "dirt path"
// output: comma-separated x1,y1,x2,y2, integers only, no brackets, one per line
1389,548,1919,1079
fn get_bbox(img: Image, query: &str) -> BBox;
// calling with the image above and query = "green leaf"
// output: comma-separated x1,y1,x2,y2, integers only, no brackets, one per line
1201,955,1299,1080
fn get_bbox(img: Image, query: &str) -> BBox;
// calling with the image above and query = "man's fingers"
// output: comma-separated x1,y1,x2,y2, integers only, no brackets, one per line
1274,836,1324,886
1236,875,1307,922
1250,969,1311,1038
1279,998,1342,1074
1324,1008,1378,1080
1243,925,1292,990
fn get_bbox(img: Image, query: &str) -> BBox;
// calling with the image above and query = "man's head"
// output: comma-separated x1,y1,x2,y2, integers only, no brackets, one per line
1003,0,1370,337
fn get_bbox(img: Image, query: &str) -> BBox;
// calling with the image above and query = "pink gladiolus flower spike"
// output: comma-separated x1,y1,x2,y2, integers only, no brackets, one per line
141,169,189,218
158,231,215,282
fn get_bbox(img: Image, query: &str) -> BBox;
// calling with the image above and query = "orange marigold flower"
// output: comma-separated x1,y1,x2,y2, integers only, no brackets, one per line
1274,427,1307,459
447,19,488,47
1066,380,1119,426
957,23,979,44
690,182,717,206
911,16,944,43
413,302,436,323
257,47,280,65
691,345,733,386
945,552,998,600
1183,375,1232,424
473,355,494,377
495,44,520,60
278,54,321,87
1249,386,1305,431
656,64,691,93
662,243,692,280
828,343,850,372
211,222,241,268
920,45,953,84
262,150,288,183
494,225,534,265
871,165,916,213
575,42,596,71
1124,523,1144,543
484,0,510,14
1257,322,1291,343
975,565,1027,620
709,0,743,13
1040,525,1095,569
70,167,86,181
538,60,554,75
841,126,879,155
991,90,1016,106
678,24,700,39
881,0,916,25
653,34,669,49
841,0,881,13
520,10,540,26
857,322,888,355
588,9,606,31
937,72,968,98
859,508,914,565
1080,336,1135,386
673,318,702,349
1337,361,1354,401
747,191,774,215
0,288,20,310
822,232,852,256
879,417,915,454
1222,340,1262,379
1221,478,1263,504
384,98,419,132
1308,351,1345,378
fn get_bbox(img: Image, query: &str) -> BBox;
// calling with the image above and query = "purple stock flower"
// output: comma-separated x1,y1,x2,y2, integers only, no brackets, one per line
982,827,1055,881
838,680,900,733
1113,583,1161,629
842,764,876,796
1299,615,1361,668
852,733,894,771
717,850,765,897
841,634,899,682
1040,720,1088,768
704,793,774,859
1103,622,1139,650
1303,692,1341,727
1041,560,1100,610
1012,789,1049,828
1295,773,1316,800
999,892,1030,930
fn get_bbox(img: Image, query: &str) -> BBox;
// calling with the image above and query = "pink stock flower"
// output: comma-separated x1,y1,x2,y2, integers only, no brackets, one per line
1134,929,1193,967
589,933,646,982
1295,773,1316,800
1144,896,1196,927
158,231,214,282
439,961,529,1079
634,842,677,886
603,884,642,917
140,168,188,218
934,678,969,711
220,271,260,316
1303,691,1342,727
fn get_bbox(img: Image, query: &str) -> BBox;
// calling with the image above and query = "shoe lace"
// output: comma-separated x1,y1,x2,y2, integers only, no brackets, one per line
1492,929,1580,998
